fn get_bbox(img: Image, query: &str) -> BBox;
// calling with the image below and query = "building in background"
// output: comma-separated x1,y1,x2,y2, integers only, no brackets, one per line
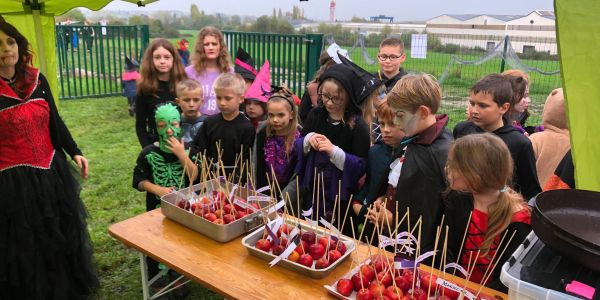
426,10,556,54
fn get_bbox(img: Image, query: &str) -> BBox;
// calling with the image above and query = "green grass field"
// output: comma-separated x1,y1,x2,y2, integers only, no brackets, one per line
60,96,220,299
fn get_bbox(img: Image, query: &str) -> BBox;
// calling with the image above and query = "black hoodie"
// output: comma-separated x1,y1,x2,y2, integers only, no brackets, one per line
453,121,542,200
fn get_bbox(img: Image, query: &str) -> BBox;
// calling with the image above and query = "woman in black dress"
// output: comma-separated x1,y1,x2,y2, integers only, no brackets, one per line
0,21,98,299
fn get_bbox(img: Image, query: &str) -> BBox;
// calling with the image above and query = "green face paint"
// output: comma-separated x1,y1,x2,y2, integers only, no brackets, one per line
155,103,181,153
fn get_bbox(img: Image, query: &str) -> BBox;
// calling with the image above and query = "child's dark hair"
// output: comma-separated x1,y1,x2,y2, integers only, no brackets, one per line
379,37,404,52
470,74,513,107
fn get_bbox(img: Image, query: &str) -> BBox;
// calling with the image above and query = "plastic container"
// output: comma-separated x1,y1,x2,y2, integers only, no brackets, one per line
500,231,582,300
161,178,273,243
242,217,355,279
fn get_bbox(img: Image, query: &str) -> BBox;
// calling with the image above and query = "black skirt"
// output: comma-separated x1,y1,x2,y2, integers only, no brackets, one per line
0,153,99,299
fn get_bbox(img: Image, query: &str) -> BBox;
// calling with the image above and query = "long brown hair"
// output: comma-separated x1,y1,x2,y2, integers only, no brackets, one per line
137,39,187,96
0,22,34,86
502,69,530,120
266,86,299,155
190,26,231,74
446,133,530,256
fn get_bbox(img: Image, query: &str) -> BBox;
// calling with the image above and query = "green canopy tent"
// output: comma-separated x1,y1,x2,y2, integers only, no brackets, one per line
555,0,600,191
0,0,158,100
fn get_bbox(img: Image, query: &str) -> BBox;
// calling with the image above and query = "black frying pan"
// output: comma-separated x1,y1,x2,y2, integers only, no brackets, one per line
532,189,600,272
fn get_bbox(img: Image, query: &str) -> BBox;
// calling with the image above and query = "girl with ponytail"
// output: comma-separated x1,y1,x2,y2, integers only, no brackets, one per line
443,133,531,292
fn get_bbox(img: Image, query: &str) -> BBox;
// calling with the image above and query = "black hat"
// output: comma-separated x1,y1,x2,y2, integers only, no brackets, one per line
318,64,360,112
338,53,383,106
125,56,139,71
234,47,257,81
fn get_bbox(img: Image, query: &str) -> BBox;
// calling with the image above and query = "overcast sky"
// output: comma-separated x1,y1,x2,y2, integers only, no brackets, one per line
99,0,554,22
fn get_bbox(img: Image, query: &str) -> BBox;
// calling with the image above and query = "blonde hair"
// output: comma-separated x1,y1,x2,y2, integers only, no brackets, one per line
446,133,530,257
266,86,299,155
138,39,187,96
190,26,232,74
387,73,441,114
176,79,203,98
213,73,245,96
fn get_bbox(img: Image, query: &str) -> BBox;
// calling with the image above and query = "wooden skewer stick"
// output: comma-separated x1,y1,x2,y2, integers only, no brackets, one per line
452,211,473,277
427,223,443,299
411,215,422,295
475,230,516,299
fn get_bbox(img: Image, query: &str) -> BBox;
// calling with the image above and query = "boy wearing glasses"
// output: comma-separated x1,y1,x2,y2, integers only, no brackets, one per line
377,37,408,92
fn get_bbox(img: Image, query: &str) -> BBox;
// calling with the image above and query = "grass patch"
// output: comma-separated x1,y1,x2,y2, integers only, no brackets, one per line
60,96,220,299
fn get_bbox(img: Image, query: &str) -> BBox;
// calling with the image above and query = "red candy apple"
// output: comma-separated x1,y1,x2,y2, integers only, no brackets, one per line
203,212,217,222
360,264,376,281
298,254,313,268
328,249,342,263
212,218,224,225
377,270,393,287
336,278,354,297
351,273,370,291
301,231,316,244
357,288,374,300
255,239,272,252
272,245,285,256
223,214,235,224
309,243,325,260
315,257,330,269
177,200,190,211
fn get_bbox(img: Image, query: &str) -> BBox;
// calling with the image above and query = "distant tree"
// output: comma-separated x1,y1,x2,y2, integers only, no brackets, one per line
230,15,242,27
292,6,299,20
128,15,149,26
57,8,85,23
273,8,277,19
191,4,202,20
381,25,392,37
278,8,283,19
351,16,367,22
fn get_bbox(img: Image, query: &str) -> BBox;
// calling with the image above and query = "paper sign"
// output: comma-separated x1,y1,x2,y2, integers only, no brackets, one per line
411,34,428,59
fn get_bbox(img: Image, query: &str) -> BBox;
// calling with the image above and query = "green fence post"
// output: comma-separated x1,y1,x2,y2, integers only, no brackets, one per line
141,25,150,55
305,33,323,84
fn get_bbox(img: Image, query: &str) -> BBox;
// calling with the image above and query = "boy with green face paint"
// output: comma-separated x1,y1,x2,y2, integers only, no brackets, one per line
132,103,198,281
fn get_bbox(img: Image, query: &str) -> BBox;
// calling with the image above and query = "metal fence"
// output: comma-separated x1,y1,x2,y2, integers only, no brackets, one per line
325,31,561,128
55,25,149,99
223,31,323,96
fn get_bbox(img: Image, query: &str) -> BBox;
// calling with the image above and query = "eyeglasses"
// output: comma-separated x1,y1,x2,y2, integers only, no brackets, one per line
377,54,402,62
318,93,341,105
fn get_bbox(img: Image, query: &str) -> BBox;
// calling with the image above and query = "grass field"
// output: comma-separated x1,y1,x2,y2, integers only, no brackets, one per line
61,96,220,299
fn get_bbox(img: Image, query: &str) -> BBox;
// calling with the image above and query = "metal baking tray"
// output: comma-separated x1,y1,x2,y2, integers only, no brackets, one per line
241,217,355,279
161,178,273,243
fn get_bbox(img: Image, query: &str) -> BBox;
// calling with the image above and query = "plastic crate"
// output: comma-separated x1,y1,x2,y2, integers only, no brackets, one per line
500,231,585,300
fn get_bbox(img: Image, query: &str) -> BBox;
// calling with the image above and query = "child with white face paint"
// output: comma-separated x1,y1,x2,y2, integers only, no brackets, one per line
378,73,453,252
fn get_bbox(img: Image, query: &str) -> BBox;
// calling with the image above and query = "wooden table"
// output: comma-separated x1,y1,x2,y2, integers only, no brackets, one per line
108,209,508,300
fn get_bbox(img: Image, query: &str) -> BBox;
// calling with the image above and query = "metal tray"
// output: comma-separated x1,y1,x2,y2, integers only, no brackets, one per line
241,217,355,279
161,178,273,243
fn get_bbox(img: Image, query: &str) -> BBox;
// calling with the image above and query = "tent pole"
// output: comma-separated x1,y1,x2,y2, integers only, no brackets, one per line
32,9,48,75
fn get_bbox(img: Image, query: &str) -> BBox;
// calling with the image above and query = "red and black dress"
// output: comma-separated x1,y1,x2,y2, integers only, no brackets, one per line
443,191,531,293
0,67,98,299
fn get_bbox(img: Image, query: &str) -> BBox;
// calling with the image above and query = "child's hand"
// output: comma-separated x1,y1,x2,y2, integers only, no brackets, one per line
157,186,175,197
316,136,334,155
366,199,393,226
308,133,326,150
166,137,186,158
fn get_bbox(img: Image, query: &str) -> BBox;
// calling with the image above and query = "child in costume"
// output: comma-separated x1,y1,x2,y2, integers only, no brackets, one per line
186,26,233,116
133,103,197,289
376,37,408,92
234,47,258,92
351,102,405,237
189,73,255,181
177,38,190,67
454,74,541,200
255,85,302,198
175,79,207,149
295,63,370,232
122,56,140,116
444,133,531,292
244,60,270,130
373,73,452,252
135,39,187,147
